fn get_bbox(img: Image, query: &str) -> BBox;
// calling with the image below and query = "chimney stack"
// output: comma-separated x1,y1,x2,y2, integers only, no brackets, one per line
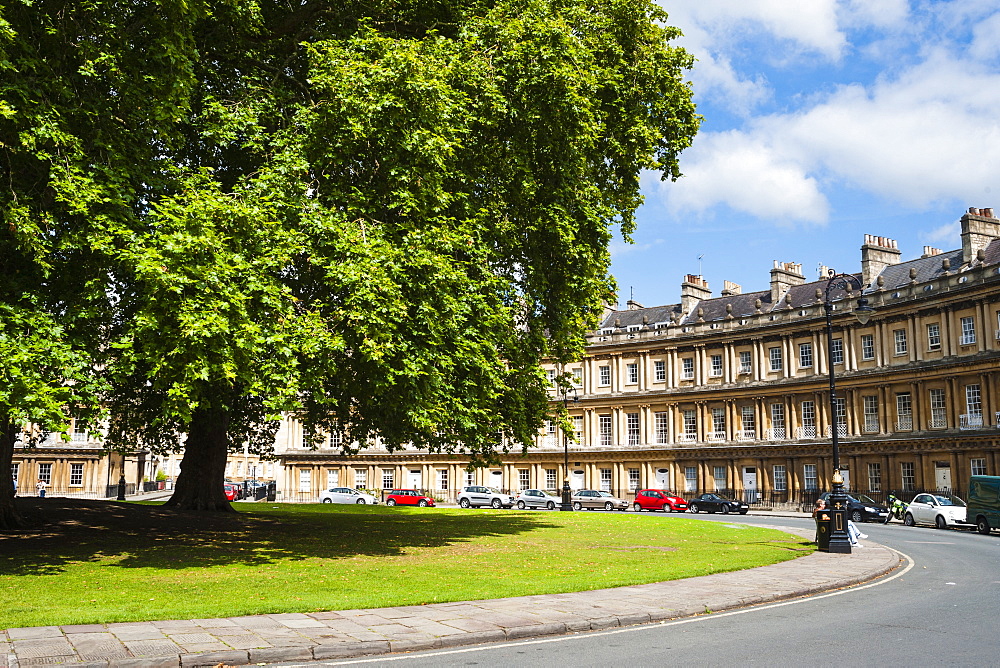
770,261,805,304
721,280,742,296
961,207,999,265
680,274,711,317
861,235,901,286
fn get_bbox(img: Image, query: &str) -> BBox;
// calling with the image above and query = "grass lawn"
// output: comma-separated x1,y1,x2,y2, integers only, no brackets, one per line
0,498,813,628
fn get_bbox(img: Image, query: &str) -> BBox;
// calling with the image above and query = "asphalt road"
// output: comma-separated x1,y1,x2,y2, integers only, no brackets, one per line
318,513,1000,668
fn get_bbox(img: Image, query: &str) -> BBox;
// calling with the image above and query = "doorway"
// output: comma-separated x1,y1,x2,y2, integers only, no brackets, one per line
934,462,952,491
408,469,422,490
570,470,585,491
742,466,758,501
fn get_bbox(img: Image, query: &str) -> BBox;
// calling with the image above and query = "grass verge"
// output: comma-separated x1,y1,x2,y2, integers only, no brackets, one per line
0,499,813,628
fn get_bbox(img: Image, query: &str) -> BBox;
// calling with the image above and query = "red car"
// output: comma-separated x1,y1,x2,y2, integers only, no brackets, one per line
385,489,436,507
633,489,688,512
223,484,240,501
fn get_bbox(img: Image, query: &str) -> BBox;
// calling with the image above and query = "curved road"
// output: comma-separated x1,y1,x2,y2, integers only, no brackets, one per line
322,514,1000,667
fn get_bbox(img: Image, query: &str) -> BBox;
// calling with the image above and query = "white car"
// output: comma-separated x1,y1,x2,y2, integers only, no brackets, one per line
904,493,968,529
514,489,561,510
457,486,513,509
319,487,379,505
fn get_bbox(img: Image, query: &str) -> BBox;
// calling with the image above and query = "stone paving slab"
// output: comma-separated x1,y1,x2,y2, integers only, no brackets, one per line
1,526,899,667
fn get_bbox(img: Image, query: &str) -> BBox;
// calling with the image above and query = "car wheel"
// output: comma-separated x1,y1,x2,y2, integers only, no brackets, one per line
604,501,613,511
491,498,502,509
689,504,699,513
935,514,947,529
977,516,991,535
739,509,748,515
546,501,555,510
517,500,526,510
573,501,582,511
903,512,915,526
321,498,332,504
387,499,396,506
851,510,863,523
633,503,643,512
418,499,428,507
721,505,730,515
356,499,366,504
460,498,471,508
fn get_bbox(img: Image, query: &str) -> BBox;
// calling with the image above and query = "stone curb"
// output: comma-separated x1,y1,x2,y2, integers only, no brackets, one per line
4,537,900,667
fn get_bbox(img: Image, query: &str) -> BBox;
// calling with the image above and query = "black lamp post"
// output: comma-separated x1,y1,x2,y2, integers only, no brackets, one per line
116,453,127,501
822,270,874,553
561,385,579,511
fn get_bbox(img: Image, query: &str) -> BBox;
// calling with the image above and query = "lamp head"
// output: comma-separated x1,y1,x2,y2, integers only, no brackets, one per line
854,297,874,325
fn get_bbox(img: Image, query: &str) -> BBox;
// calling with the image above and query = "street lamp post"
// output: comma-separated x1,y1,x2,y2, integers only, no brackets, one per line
822,270,874,553
561,386,579,511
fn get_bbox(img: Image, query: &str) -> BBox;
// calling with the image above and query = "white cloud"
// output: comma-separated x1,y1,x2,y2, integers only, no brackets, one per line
609,238,665,259
656,131,829,224
924,220,961,244
969,11,1000,62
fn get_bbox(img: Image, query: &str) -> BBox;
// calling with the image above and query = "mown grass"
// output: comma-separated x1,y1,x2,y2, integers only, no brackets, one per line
0,500,813,628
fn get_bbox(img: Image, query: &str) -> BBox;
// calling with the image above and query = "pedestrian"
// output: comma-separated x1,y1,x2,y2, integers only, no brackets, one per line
813,498,826,543
36,478,47,498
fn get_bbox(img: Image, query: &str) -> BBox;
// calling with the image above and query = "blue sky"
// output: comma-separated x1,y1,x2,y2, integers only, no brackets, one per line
611,0,1000,308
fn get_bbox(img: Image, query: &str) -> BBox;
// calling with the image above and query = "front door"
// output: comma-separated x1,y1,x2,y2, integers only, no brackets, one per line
655,468,671,489
408,469,422,490
742,467,758,501
935,462,952,491
489,470,504,490
841,468,851,491
570,469,585,491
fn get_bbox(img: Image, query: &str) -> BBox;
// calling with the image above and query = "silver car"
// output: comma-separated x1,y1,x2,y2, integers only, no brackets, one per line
571,489,629,511
514,489,561,510
319,487,379,504
904,493,969,528
457,485,514,509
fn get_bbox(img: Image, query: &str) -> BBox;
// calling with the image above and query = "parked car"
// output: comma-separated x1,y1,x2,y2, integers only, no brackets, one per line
571,489,629,511
319,487,379,504
224,480,243,500
385,489,436,507
904,493,969,529
817,492,889,523
687,493,749,514
633,489,688,513
457,486,514,509
967,475,1000,535
223,484,240,501
514,489,561,510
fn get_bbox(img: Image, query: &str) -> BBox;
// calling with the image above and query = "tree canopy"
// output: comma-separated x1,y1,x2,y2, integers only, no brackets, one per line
0,0,699,515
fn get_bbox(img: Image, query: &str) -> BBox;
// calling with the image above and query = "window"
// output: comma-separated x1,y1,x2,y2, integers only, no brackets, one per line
863,395,879,433
547,369,557,387
770,403,785,430
654,360,666,382
773,465,787,492
11,463,19,489
801,401,816,428
628,468,640,492
518,469,530,490
382,469,394,489
545,419,556,435
769,347,783,372
626,362,639,384
684,466,697,492
894,329,907,355
70,463,83,487
831,338,844,364
599,468,612,492
438,469,449,490
710,354,723,377
966,384,982,415
711,407,725,435
960,316,976,345
929,388,947,428
573,415,583,443
971,458,987,477
545,469,557,489
833,397,847,427
741,405,756,434
599,365,611,386
626,412,640,446
803,464,818,491
927,323,941,351
861,334,875,361
798,342,813,368
329,429,342,448
654,412,669,444
682,410,697,439
713,466,727,491
901,462,915,491
466,470,475,486
739,351,752,374
681,358,694,380
298,468,311,492
896,393,912,430
571,368,583,386
868,463,882,492
599,415,612,446
327,469,339,488
354,468,367,489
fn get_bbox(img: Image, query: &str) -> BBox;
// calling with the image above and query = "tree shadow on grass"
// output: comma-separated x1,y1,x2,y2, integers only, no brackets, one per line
0,498,559,576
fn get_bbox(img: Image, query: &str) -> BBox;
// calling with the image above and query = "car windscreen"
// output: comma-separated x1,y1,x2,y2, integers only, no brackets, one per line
935,495,965,506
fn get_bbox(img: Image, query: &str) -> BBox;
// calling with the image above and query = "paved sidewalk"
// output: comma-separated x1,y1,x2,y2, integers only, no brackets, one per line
1,526,899,668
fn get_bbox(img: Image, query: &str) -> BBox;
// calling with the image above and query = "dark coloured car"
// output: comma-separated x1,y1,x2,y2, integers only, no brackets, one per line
633,489,688,513
817,492,888,523
687,493,748,515
385,489,436,507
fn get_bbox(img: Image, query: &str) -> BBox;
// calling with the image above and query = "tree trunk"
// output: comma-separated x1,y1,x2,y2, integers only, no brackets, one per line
162,405,235,512
0,417,26,529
